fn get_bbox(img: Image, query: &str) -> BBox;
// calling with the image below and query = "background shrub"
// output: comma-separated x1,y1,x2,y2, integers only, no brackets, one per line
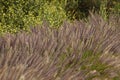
0,0,67,34
0,0,119,34
64,0,120,20
0,0,42,33
42,1,67,28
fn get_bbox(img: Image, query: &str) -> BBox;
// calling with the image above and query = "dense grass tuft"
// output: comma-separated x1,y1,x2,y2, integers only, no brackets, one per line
0,14,120,80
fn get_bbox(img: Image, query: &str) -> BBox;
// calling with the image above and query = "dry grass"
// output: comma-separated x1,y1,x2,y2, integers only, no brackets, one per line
0,14,120,80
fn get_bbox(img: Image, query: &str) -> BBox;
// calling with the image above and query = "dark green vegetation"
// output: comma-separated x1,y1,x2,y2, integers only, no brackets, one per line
0,0,120,33
0,14,120,80
65,0,120,20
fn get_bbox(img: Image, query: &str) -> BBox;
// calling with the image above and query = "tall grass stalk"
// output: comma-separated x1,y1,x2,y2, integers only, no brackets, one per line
0,14,120,80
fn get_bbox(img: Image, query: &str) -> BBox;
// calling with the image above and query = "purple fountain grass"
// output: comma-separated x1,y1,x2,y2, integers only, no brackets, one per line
0,14,120,80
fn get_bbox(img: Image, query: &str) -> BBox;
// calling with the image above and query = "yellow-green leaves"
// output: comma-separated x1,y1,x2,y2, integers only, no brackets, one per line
0,0,67,34
43,2,67,28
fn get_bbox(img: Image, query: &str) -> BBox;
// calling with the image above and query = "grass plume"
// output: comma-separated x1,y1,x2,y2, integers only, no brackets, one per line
0,14,120,80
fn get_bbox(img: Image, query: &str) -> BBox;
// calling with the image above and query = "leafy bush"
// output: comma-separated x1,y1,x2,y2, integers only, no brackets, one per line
0,0,42,33
0,0,67,34
64,0,101,19
42,1,67,28
0,14,120,80
0,0,119,34
64,0,120,20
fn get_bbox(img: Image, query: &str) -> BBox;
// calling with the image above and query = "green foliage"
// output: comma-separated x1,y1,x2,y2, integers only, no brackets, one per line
99,0,108,20
0,0,67,34
0,0,119,34
81,51,105,72
63,0,120,20
42,1,67,28
0,0,43,33
99,0,120,20
64,0,101,20
109,0,120,16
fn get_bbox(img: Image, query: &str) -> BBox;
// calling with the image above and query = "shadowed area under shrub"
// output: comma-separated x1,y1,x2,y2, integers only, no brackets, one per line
0,14,120,80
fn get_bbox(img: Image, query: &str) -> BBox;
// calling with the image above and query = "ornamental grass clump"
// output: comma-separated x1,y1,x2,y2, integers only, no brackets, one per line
0,14,120,80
